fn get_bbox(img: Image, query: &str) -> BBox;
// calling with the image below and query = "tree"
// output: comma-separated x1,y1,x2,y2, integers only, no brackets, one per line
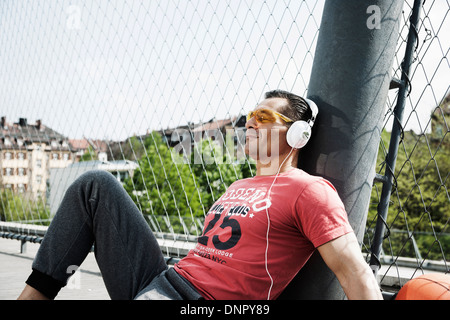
0,189,50,224
123,132,202,220
367,122,449,260
189,136,255,210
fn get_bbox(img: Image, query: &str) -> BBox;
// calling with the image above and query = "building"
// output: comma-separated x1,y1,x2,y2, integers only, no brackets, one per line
69,138,110,162
0,117,74,199
157,115,247,160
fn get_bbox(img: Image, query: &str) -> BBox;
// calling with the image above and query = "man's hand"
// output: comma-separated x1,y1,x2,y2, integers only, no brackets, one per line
317,232,383,300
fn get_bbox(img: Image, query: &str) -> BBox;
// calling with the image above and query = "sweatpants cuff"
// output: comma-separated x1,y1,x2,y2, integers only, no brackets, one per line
26,269,65,299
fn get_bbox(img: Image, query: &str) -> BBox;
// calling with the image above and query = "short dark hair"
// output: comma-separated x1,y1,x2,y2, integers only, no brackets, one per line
264,89,312,124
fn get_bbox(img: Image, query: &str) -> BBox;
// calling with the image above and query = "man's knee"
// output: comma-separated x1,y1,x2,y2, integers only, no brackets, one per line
69,170,118,193
81,170,116,184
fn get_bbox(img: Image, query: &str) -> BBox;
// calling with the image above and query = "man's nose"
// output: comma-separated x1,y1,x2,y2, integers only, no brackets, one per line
245,117,258,130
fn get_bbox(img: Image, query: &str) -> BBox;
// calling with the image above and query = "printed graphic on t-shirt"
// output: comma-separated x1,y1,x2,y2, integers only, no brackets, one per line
193,186,272,265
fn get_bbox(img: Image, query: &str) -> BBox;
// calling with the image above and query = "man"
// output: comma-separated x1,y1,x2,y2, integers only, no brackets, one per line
18,90,382,300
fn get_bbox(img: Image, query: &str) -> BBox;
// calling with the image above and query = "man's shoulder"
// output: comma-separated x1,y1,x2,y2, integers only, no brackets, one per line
232,168,327,183
286,168,330,184
231,168,335,192
285,169,339,196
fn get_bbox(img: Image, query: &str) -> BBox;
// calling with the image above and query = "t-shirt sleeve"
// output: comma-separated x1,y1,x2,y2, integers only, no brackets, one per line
294,179,353,248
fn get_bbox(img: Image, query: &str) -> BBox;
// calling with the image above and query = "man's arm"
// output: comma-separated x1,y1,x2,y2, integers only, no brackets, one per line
317,232,383,300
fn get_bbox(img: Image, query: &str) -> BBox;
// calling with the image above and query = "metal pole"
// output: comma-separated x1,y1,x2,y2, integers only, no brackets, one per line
369,0,423,277
279,0,404,299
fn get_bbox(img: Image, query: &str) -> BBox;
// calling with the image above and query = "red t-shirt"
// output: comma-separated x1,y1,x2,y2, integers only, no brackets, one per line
174,168,353,300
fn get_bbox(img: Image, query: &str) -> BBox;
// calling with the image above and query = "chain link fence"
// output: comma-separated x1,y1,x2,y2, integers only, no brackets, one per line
364,0,449,280
0,0,449,291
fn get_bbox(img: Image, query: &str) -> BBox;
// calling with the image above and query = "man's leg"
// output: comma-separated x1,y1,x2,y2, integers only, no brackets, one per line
19,170,167,299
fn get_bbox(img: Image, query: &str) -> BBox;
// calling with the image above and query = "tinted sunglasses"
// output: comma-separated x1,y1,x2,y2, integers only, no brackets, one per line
246,108,294,124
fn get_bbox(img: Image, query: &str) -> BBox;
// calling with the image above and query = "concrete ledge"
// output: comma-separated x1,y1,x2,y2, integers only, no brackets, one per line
0,221,48,236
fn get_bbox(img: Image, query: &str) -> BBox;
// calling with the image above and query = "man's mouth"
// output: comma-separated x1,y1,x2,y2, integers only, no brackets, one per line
246,129,258,139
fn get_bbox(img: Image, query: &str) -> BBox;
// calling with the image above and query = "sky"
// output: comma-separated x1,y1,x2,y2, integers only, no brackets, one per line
0,0,448,141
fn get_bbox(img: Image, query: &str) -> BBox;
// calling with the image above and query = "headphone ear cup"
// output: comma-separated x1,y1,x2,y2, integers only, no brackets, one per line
286,121,311,149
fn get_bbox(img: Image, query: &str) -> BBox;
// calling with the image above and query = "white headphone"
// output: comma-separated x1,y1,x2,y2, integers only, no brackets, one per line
286,98,319,149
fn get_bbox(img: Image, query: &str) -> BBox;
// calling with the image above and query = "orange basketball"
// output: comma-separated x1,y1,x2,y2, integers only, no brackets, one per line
396,273,450,300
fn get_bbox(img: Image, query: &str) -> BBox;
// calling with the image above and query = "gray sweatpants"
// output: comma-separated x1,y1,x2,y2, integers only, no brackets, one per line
27,170,203,300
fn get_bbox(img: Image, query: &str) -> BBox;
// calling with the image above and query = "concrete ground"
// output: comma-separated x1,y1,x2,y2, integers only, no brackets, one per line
0,238,109,300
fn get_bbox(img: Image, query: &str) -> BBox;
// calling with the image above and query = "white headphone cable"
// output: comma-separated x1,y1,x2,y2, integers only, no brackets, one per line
264,146,295,300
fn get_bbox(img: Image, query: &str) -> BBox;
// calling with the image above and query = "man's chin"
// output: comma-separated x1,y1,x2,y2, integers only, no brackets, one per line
244,145,258,161
244,146,255,160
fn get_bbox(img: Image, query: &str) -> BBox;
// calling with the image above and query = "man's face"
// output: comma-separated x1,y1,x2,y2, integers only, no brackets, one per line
244,97,292,164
